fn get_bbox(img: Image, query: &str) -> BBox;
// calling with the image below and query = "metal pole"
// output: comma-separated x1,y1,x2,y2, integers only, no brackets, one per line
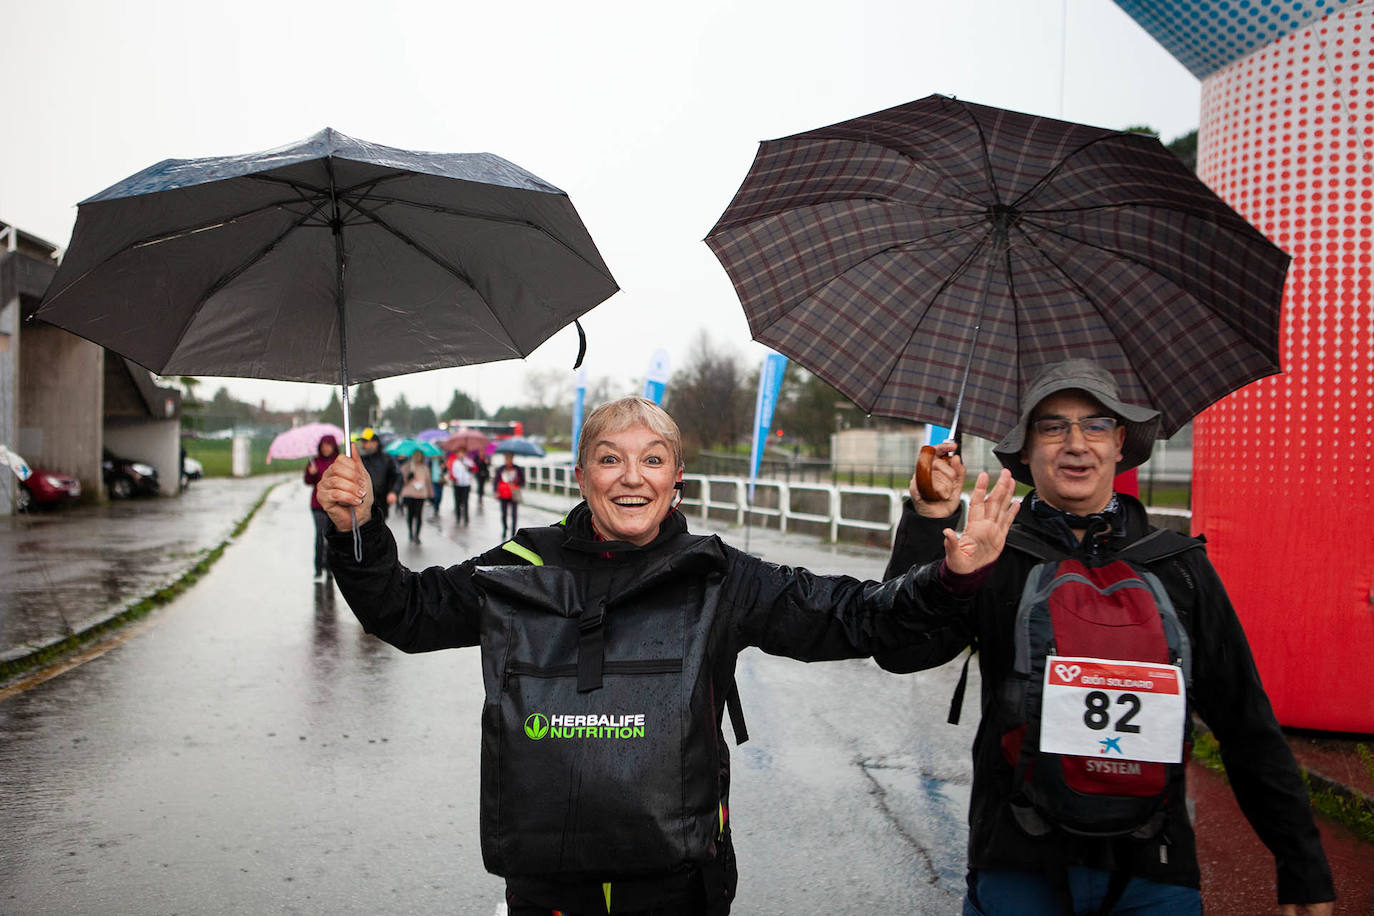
326,159,362,560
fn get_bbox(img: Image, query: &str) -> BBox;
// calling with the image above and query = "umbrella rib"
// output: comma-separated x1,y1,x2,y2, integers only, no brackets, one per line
1013,224,1167,415
1009,133,1159,211
350,192,619,286
869,231,995,420
956,99,1005,206
159,205,328,368
1019,215,1272,348
40,196,327,308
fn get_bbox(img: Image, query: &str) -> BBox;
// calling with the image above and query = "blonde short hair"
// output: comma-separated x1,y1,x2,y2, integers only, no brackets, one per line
577,397,683,470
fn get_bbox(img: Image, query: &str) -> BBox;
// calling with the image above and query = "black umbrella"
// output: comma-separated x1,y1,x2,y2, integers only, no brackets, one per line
36,128,618,447
706,95,1287,450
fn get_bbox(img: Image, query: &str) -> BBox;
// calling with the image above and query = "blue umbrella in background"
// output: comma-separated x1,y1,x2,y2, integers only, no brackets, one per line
491,437,545,458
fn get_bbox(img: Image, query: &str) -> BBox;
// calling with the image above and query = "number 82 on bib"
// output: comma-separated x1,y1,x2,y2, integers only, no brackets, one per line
1039,656,1186,764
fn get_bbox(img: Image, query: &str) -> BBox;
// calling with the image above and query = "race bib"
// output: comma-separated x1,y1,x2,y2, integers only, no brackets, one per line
1039,656,1186,764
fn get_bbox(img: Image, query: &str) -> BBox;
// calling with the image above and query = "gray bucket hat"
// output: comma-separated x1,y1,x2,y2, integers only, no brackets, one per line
993,359,1161,486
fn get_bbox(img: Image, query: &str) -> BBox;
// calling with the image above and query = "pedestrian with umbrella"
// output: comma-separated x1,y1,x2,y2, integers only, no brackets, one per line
358,429,401,523
879,360,1334,915
473,450,491,507
398,448,434,544
493,450,526,540
314,395,1022,914
706,96,1332,913
446,449,474,525
303,433,341,580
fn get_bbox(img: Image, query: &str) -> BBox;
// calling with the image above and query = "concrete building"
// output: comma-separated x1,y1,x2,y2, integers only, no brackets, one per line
1,220,182,514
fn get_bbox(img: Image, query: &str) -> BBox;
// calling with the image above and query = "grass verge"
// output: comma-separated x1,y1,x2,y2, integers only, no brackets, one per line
0,482,278,686
1192,730,1374,844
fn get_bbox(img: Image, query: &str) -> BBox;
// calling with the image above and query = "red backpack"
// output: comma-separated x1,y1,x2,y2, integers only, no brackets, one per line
998,528,1202,839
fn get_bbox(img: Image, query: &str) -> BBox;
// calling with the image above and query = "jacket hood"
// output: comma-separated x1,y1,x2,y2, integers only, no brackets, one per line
317,434,339,457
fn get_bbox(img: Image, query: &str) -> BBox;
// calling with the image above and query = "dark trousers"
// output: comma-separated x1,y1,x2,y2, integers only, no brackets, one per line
500,497,518,536
452,485,471,523
403,497,425,541
430,482,444,515
311,508,331,575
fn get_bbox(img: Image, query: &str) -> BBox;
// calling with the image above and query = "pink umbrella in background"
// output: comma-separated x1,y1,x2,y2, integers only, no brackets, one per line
267,422,346,463
439,428,490,453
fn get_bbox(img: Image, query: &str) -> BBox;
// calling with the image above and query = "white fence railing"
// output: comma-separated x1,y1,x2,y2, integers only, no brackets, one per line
521,461,904,544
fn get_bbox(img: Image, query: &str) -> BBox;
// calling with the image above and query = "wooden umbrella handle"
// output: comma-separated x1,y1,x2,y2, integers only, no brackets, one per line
915,445,941,502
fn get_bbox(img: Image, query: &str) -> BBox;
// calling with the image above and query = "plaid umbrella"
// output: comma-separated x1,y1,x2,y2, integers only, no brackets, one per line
705,94,1288,443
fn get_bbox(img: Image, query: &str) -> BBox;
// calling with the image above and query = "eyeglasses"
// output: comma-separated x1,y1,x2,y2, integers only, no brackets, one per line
1030,416,1119,442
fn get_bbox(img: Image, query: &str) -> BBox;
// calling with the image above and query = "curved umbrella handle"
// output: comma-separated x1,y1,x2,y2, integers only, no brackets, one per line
915,445,941,502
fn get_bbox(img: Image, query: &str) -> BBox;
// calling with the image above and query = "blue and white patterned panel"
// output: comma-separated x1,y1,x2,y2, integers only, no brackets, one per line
1114,0,1360,78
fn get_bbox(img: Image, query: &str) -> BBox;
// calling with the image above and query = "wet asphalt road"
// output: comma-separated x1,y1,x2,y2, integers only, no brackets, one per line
0,483,979,914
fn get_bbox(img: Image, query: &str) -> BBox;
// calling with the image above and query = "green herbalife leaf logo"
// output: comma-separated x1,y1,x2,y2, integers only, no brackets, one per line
524,714,549,740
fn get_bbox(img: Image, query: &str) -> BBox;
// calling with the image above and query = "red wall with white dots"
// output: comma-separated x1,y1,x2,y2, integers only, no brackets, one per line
1193,2,1374,732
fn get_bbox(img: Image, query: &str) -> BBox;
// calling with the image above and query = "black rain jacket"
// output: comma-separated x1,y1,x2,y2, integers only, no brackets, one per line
329,501,969,912
876,492,1334,905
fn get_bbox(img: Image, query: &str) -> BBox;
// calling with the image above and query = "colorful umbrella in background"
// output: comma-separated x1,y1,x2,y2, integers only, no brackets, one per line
415,428,448,443
491,437,546,458
266,422,346,463
706,94,1287,445
384,438,443,459
439,428,491,453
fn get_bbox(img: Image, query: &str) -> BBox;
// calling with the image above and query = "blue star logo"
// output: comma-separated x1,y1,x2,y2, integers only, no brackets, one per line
1099,737,1123,755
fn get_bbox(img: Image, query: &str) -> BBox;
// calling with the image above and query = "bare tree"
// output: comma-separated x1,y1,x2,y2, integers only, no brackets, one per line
666,331,748,454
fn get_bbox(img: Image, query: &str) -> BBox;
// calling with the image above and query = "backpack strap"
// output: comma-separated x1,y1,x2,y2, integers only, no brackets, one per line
725,678,749,745
1004,528,1072,563
947,643,976,725
1111,528,1205,566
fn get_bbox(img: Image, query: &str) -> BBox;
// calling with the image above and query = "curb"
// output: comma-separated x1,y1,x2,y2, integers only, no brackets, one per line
0,481,280,686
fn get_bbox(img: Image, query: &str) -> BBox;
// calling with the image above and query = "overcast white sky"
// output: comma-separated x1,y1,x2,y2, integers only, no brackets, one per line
0,0,1198,418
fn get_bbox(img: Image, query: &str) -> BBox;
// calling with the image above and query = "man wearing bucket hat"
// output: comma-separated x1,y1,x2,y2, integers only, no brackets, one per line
356,429,401,522
879,359,1334,915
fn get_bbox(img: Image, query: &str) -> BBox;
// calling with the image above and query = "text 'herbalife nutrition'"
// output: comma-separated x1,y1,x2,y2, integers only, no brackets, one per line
525,713,646,740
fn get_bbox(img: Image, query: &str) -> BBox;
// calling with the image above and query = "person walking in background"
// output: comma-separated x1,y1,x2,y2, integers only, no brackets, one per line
428,453,447,519
399,450,433,544
447,449,473,525
357,429,400,522
495,452,524,540
303,434,339,581
472,450,490,506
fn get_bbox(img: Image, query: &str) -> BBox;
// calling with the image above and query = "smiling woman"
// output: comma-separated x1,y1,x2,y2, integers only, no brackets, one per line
315,394,1019,914
574,399,684,546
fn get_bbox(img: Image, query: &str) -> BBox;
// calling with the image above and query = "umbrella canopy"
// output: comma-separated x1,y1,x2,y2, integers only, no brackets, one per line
37,129,617,392
491,437,545,457
439,428,491,453
706,95,1288,442
384,437,443,459
266,422,345,463
415,428,448,443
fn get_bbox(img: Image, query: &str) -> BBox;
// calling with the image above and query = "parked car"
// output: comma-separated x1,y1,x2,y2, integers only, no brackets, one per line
15,467,82,511
103,450,160,499
181,455,204,490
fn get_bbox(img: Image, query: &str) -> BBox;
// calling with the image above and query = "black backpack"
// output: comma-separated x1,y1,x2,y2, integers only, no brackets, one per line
998,528,1203,839
472,531,746,879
